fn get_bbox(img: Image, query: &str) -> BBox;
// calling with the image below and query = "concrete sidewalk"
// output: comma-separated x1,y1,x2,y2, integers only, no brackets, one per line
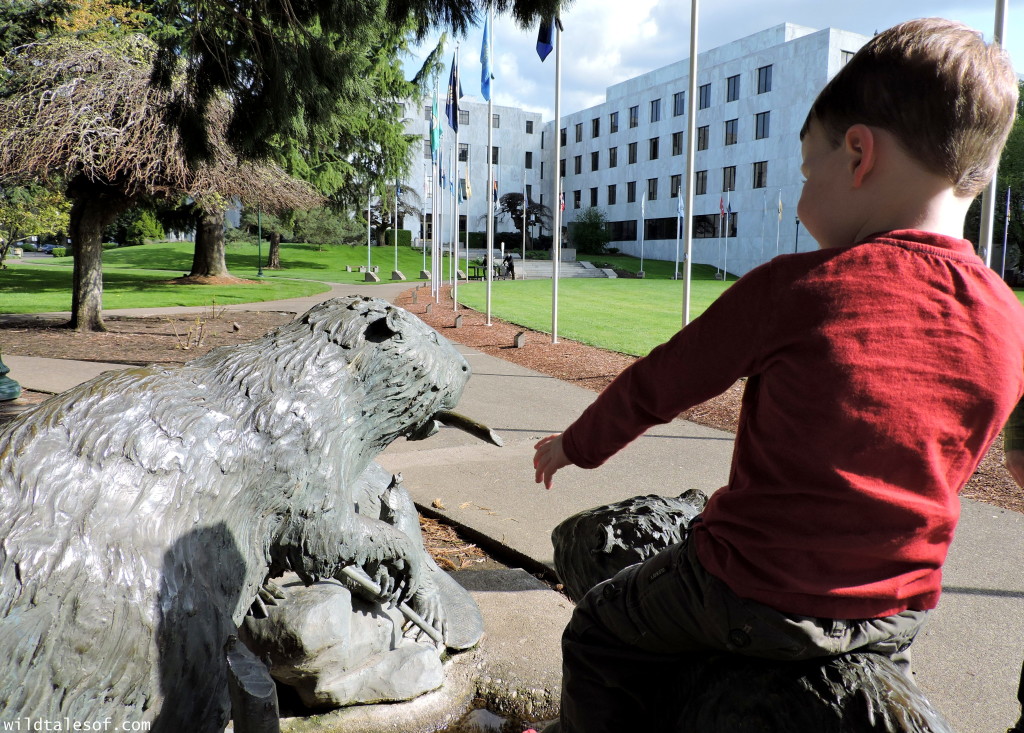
3,283,1023,732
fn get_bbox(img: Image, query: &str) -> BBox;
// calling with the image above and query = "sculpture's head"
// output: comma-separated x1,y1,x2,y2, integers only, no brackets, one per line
195,297,497,457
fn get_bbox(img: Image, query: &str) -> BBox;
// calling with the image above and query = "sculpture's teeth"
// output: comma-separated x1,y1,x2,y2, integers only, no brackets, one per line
433,410,503,447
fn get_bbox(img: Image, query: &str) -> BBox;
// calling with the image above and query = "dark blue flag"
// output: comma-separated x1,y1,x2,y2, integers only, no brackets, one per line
444,54,462,132
537,20,553,61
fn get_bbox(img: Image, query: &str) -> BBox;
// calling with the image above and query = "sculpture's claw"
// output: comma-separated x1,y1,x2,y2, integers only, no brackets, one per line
248,595,270,619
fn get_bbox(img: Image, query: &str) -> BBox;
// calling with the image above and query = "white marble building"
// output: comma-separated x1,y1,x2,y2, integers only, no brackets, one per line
401,97,544,247
401,23,872,276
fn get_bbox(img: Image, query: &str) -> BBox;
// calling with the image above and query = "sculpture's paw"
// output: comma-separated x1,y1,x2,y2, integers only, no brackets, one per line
247,579,287,618
363,557,415,608
404,584,446,646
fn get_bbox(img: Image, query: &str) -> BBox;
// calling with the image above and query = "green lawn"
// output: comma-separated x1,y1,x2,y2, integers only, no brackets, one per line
456,277,734,356
86,240,459,284
0,264,329,314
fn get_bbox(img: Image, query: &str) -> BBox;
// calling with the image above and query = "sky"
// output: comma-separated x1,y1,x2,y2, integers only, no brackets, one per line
403,0,1024,121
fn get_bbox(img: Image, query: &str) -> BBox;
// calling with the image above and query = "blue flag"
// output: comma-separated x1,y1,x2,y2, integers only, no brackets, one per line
445,54,462,132
480,16,493,101
536,20,553,61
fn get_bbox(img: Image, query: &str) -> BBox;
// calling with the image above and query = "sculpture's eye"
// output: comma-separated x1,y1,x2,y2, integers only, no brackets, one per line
364,317,397,344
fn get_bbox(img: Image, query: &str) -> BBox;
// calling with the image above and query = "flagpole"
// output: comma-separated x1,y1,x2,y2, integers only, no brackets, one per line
453,45,460,310
1002,186,1011,280
367,186,372,272
450,144,456,290
521,171,527,279
484,2,494,326
723,191,730,281
552,18,562,344
639,194,646,275
681,0,698,326
760,187,766,263
978,0,1008,268
393,180,399,273
776,188,782,256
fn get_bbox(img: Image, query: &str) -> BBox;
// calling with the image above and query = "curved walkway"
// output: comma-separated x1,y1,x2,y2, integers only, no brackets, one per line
3,283,1023,731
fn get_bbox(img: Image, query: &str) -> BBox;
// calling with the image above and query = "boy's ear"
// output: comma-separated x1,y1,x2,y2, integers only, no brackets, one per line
844,124,876,188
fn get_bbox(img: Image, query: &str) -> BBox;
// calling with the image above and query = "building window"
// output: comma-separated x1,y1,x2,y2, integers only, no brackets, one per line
757,64,773,94
592,117,600,137
753,160,768,189
459,109,469,126
560,127,566,146
724,118,738,146
726,74,740,102
608,184,617,205
650,98,661,122
841,50,855,65
628,142,638,164
672,131,683,156
423,139,431,159
590,187,599,207
574,155,582,175
575,122,583,142
424,105,431,121
647,177,658,201
723,165,736,192
694,212,736,238
526,184,533,199
673,91,685,116
695,169,707,195
526,119,534,133
540,161,544,179
755,111,770,140
491,146,500,165
627,180,637,203
459,142,469,162
629,105,639,128
525,151,533,169
492,114,500,128
559,158,566,177
670,173,682,198
591,151,599,171
649,137,659,160
573,190,581,209
698,83,711,109
609,146,618,168
609,111,619,133
608,220,638,241
697,125,709,151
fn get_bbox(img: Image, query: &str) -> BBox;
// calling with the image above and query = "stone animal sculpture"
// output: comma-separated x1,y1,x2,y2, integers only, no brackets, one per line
552,494,955,733
0,297,490,732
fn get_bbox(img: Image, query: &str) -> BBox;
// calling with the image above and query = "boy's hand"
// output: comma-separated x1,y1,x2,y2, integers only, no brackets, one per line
1005,449,1024,488
534,434,572,490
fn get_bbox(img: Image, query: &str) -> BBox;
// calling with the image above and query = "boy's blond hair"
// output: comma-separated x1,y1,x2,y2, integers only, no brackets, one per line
802,18,1019,198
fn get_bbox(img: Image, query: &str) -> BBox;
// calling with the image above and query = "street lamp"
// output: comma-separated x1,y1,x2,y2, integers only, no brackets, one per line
794,216,800,253
257,208,264,277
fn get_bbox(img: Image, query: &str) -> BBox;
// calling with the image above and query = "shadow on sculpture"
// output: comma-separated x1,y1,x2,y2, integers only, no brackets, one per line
552,493,955,733
0,297,489,731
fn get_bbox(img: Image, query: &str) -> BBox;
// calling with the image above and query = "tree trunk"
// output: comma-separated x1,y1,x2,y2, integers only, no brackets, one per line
266,232,282,269
67,182,128,332
190,210,231,278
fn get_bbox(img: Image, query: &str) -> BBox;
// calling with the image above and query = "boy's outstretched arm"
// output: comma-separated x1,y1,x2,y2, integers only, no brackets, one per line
534,433,572,489
1004,398,1024,488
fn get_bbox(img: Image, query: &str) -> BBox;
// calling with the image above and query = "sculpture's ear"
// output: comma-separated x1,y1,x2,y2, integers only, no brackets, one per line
364,315,398,344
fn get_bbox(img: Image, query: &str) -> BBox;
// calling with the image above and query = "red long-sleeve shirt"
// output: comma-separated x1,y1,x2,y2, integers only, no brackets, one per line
562,230,1024,619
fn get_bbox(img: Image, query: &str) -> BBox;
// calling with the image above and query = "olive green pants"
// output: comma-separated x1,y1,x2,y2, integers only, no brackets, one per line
555,531,928,733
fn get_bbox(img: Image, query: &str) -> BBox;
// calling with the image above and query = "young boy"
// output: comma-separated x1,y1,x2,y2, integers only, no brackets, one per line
534,18,1022,732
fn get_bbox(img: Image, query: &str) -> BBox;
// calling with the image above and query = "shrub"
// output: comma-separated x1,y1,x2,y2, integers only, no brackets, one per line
467,231,486,249
383,228,413,247
101,242,120,250
50,247,68,257
525,250,550,260
125,209,165,247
